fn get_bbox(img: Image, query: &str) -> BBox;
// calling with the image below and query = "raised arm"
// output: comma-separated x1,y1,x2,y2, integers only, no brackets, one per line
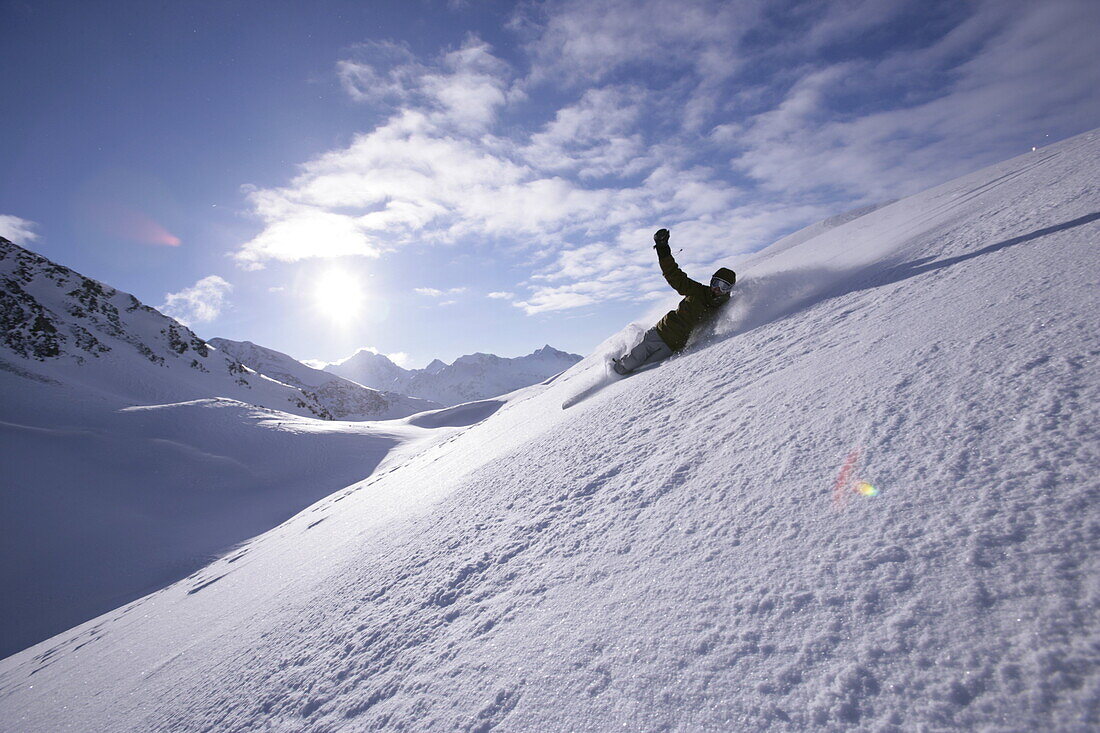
653,229,708,298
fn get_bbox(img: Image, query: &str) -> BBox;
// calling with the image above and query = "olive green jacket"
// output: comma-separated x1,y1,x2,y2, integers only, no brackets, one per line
654,243,730,351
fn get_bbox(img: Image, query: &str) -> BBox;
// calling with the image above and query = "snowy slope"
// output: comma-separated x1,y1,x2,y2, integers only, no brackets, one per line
326,344,582,406
1,130,1098,731
0,369,449,658
0,245,444,655
752,199,897,262
0,239,332,418
208,338,440,419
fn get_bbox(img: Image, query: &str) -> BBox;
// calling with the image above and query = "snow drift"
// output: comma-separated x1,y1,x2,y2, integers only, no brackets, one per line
1,130,1098,731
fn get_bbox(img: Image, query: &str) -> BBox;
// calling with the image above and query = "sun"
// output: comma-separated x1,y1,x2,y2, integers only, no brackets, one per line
313,269,366,324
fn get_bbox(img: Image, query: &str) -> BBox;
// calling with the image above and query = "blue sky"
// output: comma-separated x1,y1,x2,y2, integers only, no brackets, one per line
3,0,1098,368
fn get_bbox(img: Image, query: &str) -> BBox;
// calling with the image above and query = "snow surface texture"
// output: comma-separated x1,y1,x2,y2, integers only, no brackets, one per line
1,130,1099,730
208,338,440,420
326,345,583,407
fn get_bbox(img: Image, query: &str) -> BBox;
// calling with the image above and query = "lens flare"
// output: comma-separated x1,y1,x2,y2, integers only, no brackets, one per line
855,481,878,497
97,207,181,246
832,448,861,508
832,448,881,509
123,213,181,246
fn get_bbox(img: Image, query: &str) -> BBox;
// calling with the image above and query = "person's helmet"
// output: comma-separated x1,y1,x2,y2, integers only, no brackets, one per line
711,267,736,293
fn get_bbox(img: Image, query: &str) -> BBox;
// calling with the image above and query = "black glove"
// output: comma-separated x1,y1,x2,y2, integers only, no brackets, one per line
653,229,670,248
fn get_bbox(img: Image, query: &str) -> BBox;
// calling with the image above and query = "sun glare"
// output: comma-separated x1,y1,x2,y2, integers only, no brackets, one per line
313,269,366,324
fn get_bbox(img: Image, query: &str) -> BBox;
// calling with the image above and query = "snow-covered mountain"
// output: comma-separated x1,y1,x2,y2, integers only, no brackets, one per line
1,129,1098,731
0,238,332,419
208,338,440,420
325,344,582,406
324,348,409,392
0,241,437,656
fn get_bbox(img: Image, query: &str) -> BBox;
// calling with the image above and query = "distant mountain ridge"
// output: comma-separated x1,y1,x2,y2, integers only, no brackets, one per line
208,338,439,420
325,344,582,406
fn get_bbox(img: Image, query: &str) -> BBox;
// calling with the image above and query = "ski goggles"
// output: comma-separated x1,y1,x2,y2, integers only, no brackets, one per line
710,277,733,293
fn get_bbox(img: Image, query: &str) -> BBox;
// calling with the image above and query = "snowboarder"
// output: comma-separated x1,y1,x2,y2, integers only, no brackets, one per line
612,229,736,375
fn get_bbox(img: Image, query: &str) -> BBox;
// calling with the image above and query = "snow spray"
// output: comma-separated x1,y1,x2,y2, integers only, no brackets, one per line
832,447,878,510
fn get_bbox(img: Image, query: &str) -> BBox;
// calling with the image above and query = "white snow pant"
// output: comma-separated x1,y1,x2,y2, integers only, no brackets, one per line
614,327,673,374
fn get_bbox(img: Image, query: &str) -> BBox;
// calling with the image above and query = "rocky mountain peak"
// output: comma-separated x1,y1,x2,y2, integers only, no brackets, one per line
0,238,336,419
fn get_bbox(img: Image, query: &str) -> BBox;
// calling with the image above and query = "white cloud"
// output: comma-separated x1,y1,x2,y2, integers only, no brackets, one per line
487,291,514,299
235,0,1100,316
0,215,38,243
387,351,411,367
416,286,467,298
516,0,754,88
421,38,511,132
521,86,653,179
235,205,382,270
730,0,1100,200
335,345,410,368
234,26,791,290
337,37,509,133
160,276,232,327
337,41,420,104
515,287,598,315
